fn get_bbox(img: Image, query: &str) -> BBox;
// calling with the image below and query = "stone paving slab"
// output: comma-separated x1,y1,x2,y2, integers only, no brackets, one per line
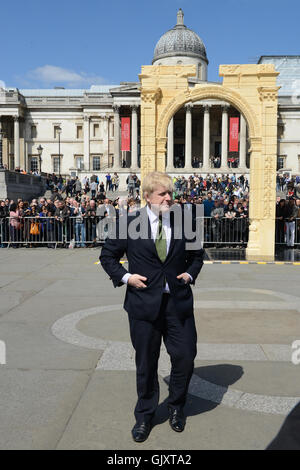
0,321,102,370
55,371,285,451
0,370,91,450
0,249,299,450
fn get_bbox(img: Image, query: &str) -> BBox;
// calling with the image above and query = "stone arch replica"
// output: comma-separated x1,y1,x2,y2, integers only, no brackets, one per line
139,63,280,261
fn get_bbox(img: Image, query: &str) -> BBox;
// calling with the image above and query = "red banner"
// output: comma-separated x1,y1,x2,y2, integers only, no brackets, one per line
229,117,239,152
121,117,131,151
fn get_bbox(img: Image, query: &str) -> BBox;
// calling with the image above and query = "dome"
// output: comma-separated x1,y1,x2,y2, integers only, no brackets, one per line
152,9,208,64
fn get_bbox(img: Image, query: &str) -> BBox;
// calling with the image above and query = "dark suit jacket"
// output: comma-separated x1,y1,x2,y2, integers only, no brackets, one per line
100,206,204,322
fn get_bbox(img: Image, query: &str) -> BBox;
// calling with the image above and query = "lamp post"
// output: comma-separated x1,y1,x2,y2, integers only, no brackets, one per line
0,128,4,171
37,144,43,173
56,126,62,175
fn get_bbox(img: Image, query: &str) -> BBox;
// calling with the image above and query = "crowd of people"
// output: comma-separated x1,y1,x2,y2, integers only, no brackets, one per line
0,172,299,249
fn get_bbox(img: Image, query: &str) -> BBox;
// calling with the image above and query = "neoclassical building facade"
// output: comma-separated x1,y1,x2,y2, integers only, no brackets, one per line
0,9,299,185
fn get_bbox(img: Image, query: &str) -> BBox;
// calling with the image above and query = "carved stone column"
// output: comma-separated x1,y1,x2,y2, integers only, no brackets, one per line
131,105,138,171
102,115,109,169
140,88,162,183
202,105,210,170
166,117,174,172
239,114,247,169
14,116,20,169
185,104,193,171
221,104,229,169
246,87,279,261
83,115,90,171
113,105,121,170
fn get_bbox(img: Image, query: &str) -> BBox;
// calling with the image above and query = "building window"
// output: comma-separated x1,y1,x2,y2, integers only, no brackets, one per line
93,156,101,171
30,157,38,172
76,125,83,139
277,155,286,171
53,156,60,173
93,123,100,137
54,125,62,139
198,63,202,79
31,125,37,139
278,123,285,139
75,156,84,170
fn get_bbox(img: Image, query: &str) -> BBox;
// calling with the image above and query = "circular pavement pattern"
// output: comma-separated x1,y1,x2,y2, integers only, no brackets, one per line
51,288,300,416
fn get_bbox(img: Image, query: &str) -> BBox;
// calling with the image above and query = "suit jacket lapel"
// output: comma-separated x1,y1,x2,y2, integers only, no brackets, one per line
165,210,176,262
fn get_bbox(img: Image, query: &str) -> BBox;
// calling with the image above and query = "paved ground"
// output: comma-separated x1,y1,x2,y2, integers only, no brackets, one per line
0,248,299,450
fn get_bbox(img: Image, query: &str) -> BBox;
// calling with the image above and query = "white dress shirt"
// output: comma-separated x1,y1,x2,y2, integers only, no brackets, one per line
122,205,192,291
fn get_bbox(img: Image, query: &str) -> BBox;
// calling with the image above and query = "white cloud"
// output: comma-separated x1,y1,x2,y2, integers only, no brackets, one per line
0,80,6,89
26,65,108,87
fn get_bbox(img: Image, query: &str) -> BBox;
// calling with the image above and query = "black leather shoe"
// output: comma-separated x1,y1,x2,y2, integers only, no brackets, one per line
168,409,186,433
131,422,152,443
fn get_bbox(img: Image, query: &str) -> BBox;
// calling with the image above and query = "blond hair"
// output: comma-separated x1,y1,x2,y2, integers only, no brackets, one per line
142,171,173,197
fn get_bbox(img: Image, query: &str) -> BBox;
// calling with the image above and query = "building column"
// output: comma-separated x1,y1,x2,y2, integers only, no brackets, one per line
83,115,90,171
0,117,4,170
239,114,247,169
113,105,121,170
166,117,174,172
185,104,193,171
221,105,229,169
203,105,210,170
14,116,20,170
131,105,138,171
102,115,109,169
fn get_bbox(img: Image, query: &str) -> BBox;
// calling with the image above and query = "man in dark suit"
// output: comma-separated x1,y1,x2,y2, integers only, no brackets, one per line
100,171,204,442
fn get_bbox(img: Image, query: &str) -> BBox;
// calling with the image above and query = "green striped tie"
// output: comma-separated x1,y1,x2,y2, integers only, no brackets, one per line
155,215,167,263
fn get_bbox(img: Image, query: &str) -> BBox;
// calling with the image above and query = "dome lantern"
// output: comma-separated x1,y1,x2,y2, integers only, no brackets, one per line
152,9,208,71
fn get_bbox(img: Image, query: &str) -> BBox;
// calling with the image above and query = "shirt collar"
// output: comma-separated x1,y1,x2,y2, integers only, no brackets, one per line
146,205,170,223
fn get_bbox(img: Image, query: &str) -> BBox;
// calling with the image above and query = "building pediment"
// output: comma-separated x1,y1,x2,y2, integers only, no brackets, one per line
109,83,140,96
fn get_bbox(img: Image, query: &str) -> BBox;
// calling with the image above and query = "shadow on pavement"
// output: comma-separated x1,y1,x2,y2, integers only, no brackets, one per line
152,364,244,427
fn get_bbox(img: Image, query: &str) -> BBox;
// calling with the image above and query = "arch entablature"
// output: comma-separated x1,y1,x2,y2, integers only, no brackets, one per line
157,85,260,145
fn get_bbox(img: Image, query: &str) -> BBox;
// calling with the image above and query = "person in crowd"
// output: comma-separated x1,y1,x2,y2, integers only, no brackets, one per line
90,180,98,199
284,197,298,248
54,201,70,246
211,200,224,247
85,199,97,246
9,202,21,248
0,200,9,247
105,173,112,191
224,202,236,245
276,199,286,244
73,200,86,248
100,171,205,443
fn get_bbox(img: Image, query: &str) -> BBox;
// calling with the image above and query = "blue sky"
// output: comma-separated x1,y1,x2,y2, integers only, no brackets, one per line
1,0,300,89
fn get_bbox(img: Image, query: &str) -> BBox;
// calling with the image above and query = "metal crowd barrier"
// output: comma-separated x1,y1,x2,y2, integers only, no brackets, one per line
0,215,252,249
275,218,300,246
1,216,299,249
0,216,107,248
202,216,249,247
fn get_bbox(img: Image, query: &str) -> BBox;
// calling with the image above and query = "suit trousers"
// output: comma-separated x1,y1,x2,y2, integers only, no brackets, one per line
128,294,197,424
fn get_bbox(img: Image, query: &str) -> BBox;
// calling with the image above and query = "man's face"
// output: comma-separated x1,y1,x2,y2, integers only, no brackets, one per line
145,185,173,214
